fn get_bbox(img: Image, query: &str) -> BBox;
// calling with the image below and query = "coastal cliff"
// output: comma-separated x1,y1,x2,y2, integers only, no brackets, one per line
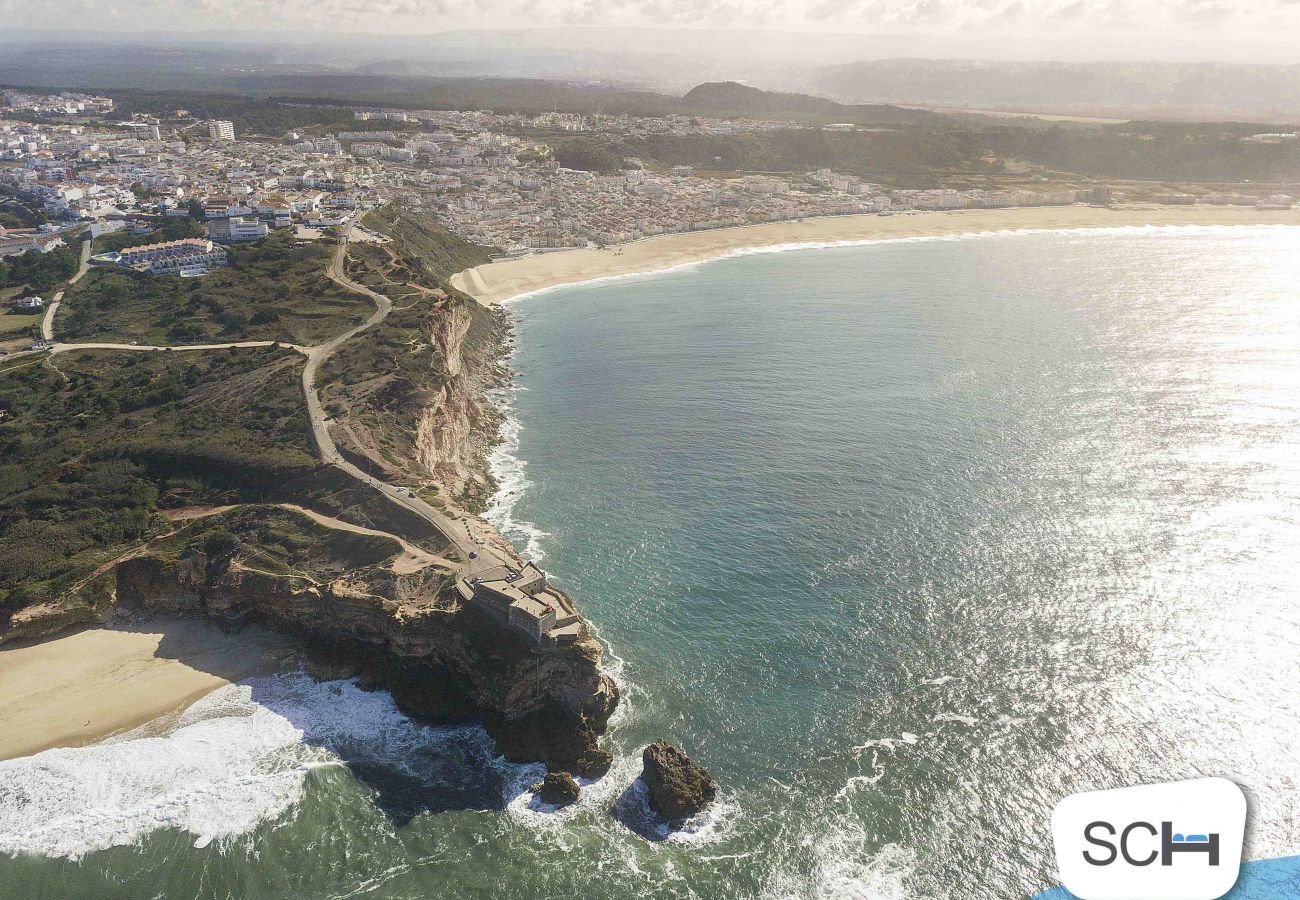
413,296,508,513
0,205,618,777
111,549,618,775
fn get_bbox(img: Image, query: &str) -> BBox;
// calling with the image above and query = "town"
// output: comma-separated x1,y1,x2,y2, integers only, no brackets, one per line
7,87,1298,284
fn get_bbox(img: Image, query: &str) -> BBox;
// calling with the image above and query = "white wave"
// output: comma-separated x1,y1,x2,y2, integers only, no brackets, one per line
0,681,312,859
482,380,550,562
763,823,916,900
834,773,884,803
611,772,743,846
506,748,638,830
0,674,528,860
932,712,978,727
584,619,635,731
499,223,1300,305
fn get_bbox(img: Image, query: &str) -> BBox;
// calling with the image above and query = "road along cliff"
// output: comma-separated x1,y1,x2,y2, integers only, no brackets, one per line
0,207,619,777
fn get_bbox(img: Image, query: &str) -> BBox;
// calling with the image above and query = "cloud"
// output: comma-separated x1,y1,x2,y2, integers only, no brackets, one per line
4,0,1300,38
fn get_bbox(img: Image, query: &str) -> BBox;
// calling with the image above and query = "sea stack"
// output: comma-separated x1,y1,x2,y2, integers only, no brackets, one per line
641,740,717,822
536,771,582,806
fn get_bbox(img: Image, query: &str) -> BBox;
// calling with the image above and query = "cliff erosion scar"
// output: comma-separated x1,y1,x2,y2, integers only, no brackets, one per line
0,208,618,777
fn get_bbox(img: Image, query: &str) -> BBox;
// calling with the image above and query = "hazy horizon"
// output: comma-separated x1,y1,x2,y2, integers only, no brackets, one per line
4,15,1300,67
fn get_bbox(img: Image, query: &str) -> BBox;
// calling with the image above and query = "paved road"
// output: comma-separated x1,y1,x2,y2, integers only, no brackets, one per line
16,216,495,570
306,217,491,565
40,239,92,341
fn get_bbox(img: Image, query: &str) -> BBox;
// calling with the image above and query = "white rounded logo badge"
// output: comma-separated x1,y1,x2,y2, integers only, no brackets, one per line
1051,777,1247,900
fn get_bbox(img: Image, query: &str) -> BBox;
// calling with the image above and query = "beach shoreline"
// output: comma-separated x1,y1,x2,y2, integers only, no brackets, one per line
0,617,295,761
450,205,1300,305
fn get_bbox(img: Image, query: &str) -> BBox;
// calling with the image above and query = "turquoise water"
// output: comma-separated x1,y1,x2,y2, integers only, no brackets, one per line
4,227,1300,898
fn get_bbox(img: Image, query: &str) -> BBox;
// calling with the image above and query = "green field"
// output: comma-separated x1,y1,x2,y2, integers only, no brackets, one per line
0,306,41,338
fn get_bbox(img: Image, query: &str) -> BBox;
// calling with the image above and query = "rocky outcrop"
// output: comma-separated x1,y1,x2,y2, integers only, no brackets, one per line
641,740,717,822
112,550,618,775
535,771,581,806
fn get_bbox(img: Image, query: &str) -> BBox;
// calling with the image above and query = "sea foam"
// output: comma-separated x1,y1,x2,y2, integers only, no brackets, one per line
763,822,916,900
483,377,550,562
0,674,528,860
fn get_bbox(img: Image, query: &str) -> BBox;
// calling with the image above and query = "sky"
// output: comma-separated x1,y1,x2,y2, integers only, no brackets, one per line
3,0,1300,58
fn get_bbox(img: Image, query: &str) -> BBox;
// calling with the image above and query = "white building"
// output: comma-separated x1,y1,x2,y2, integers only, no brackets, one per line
208,120,235,142
207,216,268,243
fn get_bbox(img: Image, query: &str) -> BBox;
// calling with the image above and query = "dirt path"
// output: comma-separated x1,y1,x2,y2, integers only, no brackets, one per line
40,239,92,342
162,502,454,575
20,214,503,581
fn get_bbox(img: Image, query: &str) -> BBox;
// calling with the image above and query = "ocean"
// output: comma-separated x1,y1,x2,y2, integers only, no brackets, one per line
3,227,1299,899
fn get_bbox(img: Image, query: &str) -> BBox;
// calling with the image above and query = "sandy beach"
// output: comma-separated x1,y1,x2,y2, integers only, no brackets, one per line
451,205,1300,304
0,618,294,760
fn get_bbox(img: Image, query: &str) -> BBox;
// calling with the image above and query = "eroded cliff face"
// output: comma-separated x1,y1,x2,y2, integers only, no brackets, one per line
414,301,507,513
113,552,619,775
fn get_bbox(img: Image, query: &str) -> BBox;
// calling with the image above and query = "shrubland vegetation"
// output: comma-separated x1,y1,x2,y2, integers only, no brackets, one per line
0,192,49,230
111,91,360,137
317,206,499,497
150,504,403,583
985,122,1300,182
0,242,80,293
0,342,448,621
0,346,309,615
547,121,1300,184
61,229,370,345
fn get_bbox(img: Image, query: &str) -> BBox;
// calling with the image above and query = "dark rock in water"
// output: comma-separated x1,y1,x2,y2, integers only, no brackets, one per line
536,771,581,806
490,680,620,777
641,740,717,822
576,747,614,778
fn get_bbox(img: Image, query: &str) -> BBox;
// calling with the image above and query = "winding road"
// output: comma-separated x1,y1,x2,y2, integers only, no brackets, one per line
307,220,487,563
26,216,497,568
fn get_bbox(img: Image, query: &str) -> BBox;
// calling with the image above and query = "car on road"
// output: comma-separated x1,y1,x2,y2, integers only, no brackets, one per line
408,490,417,498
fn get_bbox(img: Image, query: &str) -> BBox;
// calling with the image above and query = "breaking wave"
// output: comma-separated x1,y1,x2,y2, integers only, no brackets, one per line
0,675,530,860
483,379,550,562
762,823,916,900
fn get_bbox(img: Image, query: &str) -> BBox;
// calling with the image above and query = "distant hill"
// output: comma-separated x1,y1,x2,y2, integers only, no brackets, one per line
809,60,1300,122
681,81,934,124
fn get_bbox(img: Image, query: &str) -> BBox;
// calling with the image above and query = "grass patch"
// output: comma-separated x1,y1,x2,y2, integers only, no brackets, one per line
0,307,41,337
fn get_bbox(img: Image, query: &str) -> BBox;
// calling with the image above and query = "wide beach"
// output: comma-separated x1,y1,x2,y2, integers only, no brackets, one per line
0,618,294,760
450,204,1300,304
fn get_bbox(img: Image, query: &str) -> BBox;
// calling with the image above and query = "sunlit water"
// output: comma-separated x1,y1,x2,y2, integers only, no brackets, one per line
3,227,1299,899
